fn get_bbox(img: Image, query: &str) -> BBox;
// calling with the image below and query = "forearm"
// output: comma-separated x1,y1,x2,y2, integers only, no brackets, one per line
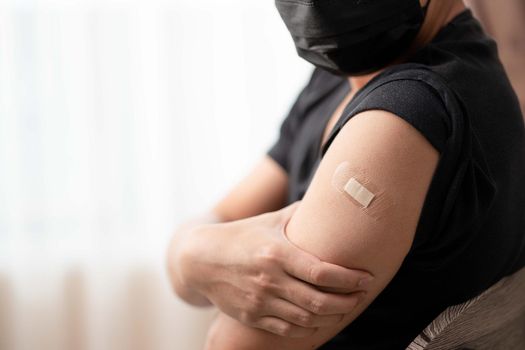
166,212,223,306
204,311,355,350
169,201,373,347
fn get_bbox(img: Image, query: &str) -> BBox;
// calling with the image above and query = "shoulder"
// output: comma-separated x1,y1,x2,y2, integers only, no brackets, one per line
323,65,456,158
329,108,441,185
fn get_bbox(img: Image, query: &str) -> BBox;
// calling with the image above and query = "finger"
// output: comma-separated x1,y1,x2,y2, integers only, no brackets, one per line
276,201,301,225
265,298,345,328
279,279,366,315
282,247,373,290
253,316,317,338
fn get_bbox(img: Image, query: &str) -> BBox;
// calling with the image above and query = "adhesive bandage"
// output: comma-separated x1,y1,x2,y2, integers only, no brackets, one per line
331,161,395,220
344,177,375,208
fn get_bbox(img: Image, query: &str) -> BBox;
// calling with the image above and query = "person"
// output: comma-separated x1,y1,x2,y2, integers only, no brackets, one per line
166,0,525,349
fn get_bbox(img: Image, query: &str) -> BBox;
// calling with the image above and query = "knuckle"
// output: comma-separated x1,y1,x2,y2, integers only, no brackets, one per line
276,322,293,337
246,292,265,313
254,272,274,291
308,264,323,285
239,310,255,325
256,244,281,266
309,295,327,314
296,311,314,327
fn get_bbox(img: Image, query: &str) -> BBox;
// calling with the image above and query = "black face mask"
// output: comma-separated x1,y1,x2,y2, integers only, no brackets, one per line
275,0,431,76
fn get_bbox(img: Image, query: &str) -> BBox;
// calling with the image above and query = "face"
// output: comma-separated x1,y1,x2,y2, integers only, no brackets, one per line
275,0,429,76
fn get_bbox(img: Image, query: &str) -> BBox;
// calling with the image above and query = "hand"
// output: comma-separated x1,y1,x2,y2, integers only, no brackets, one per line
176,201,374,338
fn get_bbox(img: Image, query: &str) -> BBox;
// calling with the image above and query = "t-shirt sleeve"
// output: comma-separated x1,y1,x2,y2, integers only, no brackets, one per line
348,79,451,154
266,104,300,174
266,68,321,173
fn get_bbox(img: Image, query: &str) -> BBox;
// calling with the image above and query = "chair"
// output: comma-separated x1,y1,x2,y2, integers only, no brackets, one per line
407,265,525,350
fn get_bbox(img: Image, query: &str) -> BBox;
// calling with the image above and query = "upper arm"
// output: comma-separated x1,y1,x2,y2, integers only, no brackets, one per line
211,155,289,222
206,109,440,349
287,108,440,277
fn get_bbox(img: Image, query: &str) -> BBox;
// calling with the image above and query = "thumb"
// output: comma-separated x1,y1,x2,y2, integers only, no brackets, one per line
276,200,301,226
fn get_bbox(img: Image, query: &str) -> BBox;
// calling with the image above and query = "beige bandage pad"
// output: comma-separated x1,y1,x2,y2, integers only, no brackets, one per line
344,177,375,208
331,161,395,221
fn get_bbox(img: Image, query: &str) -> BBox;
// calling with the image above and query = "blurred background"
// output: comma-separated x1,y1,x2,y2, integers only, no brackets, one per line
0,0,523,349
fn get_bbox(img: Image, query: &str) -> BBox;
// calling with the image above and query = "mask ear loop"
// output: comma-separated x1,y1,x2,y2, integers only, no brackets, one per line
394,0,434,64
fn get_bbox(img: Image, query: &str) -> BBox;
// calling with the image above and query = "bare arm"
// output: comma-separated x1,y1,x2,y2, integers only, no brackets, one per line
167,154,372,337
166,155,289,305
204,109,440,349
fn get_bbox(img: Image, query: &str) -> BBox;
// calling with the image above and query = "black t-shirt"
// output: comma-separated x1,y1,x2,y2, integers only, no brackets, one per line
267,9,525,350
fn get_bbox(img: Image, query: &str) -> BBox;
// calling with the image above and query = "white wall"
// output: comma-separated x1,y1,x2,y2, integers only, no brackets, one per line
0,0,312,349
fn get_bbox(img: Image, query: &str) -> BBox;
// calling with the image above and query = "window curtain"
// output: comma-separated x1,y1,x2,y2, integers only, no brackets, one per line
0,0,311,349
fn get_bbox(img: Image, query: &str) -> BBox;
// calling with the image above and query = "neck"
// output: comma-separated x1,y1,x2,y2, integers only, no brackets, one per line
347,71,385,91
347,0,466,92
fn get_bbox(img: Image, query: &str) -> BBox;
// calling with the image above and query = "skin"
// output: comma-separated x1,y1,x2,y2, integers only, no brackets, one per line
166,157,291,306
167,159,374,330
204,108,440,349
167,0,467,349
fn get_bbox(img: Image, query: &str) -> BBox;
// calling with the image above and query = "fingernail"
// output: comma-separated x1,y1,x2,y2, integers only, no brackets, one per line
358,276,374,288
